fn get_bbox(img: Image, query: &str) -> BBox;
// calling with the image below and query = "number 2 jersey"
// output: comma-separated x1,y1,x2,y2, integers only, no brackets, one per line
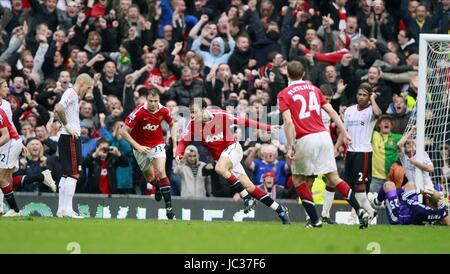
278,80,328,140
124,102,173,149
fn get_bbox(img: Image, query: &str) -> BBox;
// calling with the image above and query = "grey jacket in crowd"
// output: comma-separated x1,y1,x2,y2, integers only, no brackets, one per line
173,145,212,198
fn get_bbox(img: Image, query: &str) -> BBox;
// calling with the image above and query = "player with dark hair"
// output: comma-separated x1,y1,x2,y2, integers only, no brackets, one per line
120,89,178,219
278,60,369,228
175,98,291,224
335,82,382,222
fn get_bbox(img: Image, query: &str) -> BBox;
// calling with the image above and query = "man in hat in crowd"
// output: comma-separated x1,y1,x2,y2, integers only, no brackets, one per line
257,171,295,200
371,114,403,193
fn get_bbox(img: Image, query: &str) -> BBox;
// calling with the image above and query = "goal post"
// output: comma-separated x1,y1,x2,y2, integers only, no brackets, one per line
414,33,450,193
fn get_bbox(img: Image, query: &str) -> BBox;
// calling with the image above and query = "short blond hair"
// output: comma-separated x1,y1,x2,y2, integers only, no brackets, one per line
75,73,93,87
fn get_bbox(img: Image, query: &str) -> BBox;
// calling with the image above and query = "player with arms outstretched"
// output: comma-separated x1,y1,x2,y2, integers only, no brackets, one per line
175,98,290,224
278,61,369,228
120,89,178,219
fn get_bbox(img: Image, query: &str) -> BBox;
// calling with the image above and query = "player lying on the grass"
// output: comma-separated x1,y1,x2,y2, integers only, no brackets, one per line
368,125,449,225
278,61,369,228
175,98,290,224
369,180,449,225
121,89,178,219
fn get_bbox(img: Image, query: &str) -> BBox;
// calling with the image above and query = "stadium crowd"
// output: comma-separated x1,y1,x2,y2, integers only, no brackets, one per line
0,0,448,205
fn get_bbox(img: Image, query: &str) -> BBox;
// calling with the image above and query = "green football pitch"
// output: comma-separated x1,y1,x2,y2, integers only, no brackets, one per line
0,217,449,254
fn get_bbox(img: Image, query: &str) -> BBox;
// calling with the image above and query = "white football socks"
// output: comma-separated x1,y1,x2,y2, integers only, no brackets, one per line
355,192,374,216
57,177,67,214
64,177,78,213
322,189,335,218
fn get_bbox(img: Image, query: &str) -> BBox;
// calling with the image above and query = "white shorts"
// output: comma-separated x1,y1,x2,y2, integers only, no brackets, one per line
292,131,337,176
0,139,22,171
220,142,245,177
133,144,166,172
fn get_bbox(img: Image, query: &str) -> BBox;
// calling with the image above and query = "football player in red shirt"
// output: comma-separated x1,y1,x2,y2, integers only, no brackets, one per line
121,89,178,219
0,81,23,217
175,98,290,224
278,61,369,228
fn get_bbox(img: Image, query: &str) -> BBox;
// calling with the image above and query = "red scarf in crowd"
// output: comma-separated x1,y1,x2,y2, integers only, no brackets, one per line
334,3,347,31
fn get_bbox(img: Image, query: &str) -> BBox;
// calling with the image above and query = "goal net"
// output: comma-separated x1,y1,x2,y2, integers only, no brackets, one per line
405,34,450,197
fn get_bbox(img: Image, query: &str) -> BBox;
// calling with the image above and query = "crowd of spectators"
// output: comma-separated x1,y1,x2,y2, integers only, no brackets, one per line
0,0,448,199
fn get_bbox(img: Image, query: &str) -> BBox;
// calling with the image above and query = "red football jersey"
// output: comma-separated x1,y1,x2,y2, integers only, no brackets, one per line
176,111,271,160
176,112,236,160
278,80,328,139
125,102,173,148
0,108,19,140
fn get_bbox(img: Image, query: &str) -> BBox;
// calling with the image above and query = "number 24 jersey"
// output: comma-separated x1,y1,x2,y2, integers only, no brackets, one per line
278,80,328,140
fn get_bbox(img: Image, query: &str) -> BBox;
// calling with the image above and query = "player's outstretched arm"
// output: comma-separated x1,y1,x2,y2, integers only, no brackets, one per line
237,116,272,131
0,127,10,147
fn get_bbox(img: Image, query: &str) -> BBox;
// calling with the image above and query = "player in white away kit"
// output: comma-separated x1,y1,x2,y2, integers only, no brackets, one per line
278,61,369,228
336,82,381,221
0,78,23,216
54,74,93,218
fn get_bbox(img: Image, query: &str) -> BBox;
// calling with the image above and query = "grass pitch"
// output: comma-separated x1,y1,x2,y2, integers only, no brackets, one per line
0,217,449,254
